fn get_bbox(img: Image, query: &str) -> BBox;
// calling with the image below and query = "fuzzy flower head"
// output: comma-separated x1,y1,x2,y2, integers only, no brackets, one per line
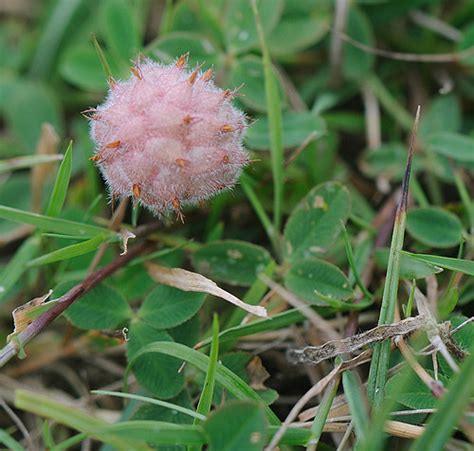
87,55,248,218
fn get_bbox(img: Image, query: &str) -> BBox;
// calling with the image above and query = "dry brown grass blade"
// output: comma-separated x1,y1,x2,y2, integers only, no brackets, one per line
145,262,267,318
31,123,60,213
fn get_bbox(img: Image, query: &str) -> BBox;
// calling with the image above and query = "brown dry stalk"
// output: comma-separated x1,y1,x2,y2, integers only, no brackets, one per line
0,242,148,367
339,31,474,62
289,315,427,365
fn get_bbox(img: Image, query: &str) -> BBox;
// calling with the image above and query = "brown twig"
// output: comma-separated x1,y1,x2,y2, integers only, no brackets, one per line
0,242,148,367
339,32,474,63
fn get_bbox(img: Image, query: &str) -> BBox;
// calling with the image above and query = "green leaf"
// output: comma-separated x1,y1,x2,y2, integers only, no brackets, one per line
401,252,474,276
252,1,285,232
192,240,273,287
46,142,72,217
447,316,474,361
229,55,286,114
425,132,474,163
386,370,450,410
245,112,325,151
29,0,84,79
53,281,131,330
0,430,24,451
147,32,218,68
367,131,414,408
15,390,146,450
168,314,201,347
0,235,40,303
91,390,205,421
0,154,63,174
126,341,280,424
88,421,204,447
342,7,374,80
375,248,443,279
0,174,31,234
203,401,268,451
99,0,140,62
194,314,219,429
308,377,339,446
3,81,63,150
284,257,353,307
199,309,305,350
342,370,369,442
267,3,330,56
412,342,474,451
458,23,474,66
138,285,205,330
419,95,461,139
283,182,351,263
0,205,114,238
131,389,195,425
362,142,422,181
407,207,463,248
127,321,184,399
27,234,109,267
224,0,283,53
59,45,110,91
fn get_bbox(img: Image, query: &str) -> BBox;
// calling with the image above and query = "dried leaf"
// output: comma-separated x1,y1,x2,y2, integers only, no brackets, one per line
145,262,267,318
31,123,60,212
247,356,270,390
8,290,57,339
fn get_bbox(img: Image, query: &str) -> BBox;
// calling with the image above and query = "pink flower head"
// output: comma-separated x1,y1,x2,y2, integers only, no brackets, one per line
88,55,248,218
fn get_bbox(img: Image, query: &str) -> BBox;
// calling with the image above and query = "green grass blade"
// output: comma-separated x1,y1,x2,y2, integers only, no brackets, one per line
341,223,372,299
240,173,280,256
0,206,113,238
411,343,474,451
198,309,305,350
15,390,147,450
51,433,87,451
342,370,369,443
91,33,114,84
366,74,413,131
89,421,206,446
401,251,474,276
91,390,205,421
0,235,40,304
367,106,420,408
0,154,63,174
126,341,280,425
27,234,108,267
251,0,284,231
0,430,25,451
46,141,72,217
29,0,83,78
308,376,340,447
453,169,474,235
194,314,219,423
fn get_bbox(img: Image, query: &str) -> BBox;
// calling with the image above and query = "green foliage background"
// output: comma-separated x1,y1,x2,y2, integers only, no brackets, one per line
1,0,473,450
